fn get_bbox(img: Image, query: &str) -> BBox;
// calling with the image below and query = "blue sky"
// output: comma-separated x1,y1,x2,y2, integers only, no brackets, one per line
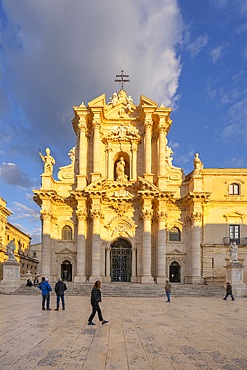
0,0,247,244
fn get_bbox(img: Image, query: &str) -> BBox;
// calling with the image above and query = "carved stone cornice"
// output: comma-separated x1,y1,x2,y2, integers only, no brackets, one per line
179,192,211,206
33,190,65,206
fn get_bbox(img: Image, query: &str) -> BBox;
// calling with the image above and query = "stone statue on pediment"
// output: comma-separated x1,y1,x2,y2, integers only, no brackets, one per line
165,146,174,167
6,240,16,261
126,95,133,110
39,148,55,175
229,242,238,262
68,147,75,165
194,152,203,174
109,92,118,107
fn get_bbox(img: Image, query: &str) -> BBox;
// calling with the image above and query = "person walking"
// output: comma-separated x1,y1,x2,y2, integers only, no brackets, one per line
223,282,235,301
88,281,109,325
54,278,67,310
165,279,172,302
38,277,52,310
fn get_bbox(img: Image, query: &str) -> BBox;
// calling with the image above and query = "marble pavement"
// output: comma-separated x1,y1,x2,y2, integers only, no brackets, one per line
0,294,246,369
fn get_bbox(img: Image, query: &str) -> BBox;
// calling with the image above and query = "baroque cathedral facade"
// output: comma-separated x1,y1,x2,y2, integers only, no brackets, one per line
33,89,247,284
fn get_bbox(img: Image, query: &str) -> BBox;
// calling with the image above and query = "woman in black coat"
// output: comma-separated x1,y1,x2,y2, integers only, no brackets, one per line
88,280,109,325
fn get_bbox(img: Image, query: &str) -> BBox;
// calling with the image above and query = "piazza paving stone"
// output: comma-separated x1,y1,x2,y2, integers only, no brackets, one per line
0,294,246,369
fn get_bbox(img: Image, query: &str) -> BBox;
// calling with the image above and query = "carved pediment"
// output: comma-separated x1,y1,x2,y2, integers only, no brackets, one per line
84,179,127,195
140,95,158,107
55,247,76,254
103,123,141,143
105,216,137,238
168,249,185,255
137,177,159,195
88,94,106,108
223,211,245,221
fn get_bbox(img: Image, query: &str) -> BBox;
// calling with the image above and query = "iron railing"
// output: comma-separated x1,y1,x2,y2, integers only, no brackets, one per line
223,237,247,245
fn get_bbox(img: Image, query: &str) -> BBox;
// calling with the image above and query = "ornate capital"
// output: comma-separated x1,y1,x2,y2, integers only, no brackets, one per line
40,210,53,221
141,210,153,220
90,209,103,220
92,118,100,130
76,209,87,221
144,119,153,131
156,210,167,222
191,212,202,223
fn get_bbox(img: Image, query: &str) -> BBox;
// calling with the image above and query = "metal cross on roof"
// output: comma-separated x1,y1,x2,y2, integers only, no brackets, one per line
114,70,130,90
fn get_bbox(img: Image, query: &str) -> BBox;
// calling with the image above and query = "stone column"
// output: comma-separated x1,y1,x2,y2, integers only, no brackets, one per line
159,127,167,177
131,142,137,180
190,212,203,284
141,209,154,283
107,147,114,180
77,120,87,188
91,117,101,182
105,245,111,282
74,209,87,283
131,246,137,282
40,210,52,278
89,209,102,282
156,211,167,284
144,119,152,175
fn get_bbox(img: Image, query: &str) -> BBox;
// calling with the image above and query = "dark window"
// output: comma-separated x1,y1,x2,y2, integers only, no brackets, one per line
62,225,72,240
229,183,240,195
169,227,181,241
229,225,240,244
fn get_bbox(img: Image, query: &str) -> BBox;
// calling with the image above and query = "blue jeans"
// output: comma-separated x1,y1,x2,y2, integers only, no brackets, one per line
42,294,50,309
56,294,65,309
224,293,235,300
166,291,171,302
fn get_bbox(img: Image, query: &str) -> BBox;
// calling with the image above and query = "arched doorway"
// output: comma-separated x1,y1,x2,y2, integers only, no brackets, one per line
169,261,181,283
61,260,72,281
111,238,132,282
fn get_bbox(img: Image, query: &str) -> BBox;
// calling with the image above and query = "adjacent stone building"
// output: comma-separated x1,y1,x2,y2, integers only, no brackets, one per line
0,197,39,280
33,89,247,284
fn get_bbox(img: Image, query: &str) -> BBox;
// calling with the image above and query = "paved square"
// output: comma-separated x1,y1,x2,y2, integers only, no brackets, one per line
0,294,246,369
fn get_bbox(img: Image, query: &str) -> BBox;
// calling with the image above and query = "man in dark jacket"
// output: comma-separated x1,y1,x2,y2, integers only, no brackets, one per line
38,278,52,310
223,282,235,301
54,278,67,310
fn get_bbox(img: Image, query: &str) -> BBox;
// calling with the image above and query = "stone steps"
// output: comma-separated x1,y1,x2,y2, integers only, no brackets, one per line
13,282,225,297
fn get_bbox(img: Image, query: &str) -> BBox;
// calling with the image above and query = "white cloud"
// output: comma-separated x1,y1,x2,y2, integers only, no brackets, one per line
0,0,183,160
187,35,208,58
210,46,223,63
0,162,33,188
176,150,194,166
11,201,40,221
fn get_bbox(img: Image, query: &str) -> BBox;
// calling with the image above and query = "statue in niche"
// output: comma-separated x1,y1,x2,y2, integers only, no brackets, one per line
39,148,55,175
6,240,16,261
194,152,203,174
229,242,238,262
116,157,128,181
